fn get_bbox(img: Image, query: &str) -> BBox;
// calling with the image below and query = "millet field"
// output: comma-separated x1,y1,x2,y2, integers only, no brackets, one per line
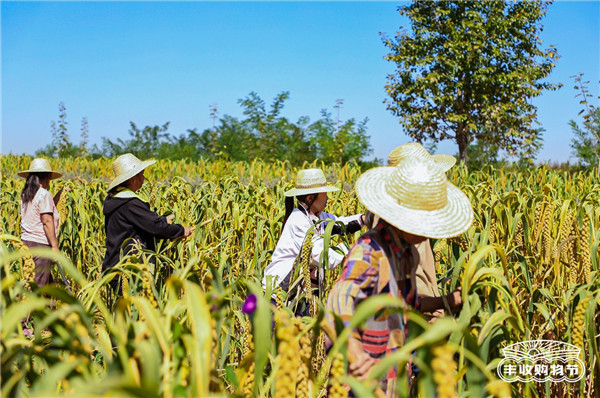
1,155,598,397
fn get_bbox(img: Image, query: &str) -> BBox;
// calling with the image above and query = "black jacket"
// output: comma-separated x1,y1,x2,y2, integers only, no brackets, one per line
102,195,184,271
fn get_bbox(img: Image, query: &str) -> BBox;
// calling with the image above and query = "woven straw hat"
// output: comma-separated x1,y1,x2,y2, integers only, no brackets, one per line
388,142,456,171
18,158,62,180
107,153,156,191
356,157,473,239
284,168,339,197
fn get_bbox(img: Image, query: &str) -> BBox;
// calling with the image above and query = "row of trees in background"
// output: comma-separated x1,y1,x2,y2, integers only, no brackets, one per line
38,92,374,167
39,74,597,171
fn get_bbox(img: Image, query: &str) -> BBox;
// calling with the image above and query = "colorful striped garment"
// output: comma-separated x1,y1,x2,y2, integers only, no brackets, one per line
325,220,420,396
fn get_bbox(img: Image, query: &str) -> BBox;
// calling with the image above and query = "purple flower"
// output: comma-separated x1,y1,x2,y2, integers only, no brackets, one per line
242,293,257,315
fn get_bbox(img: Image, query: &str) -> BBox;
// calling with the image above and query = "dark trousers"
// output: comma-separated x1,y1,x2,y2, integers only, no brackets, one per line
22,240,53,287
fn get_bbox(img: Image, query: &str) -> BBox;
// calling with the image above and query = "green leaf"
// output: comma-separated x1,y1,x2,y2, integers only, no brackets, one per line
477,310,511,346
183,281,212,397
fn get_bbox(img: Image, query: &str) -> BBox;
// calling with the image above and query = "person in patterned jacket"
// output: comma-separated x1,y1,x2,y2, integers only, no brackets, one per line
325,155,473,396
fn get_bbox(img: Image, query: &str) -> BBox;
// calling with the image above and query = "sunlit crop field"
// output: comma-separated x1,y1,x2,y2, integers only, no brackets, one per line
1,155,598,397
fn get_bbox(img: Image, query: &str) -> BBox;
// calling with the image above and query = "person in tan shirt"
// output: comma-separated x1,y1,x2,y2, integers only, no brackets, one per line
387,143,463,318
18,158,67,287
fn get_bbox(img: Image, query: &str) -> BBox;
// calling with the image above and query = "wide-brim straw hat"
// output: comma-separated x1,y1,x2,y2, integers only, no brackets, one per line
356,157,473,239
107,153,156,191
17,158,62,179
284,168,339,197
388,142,456,171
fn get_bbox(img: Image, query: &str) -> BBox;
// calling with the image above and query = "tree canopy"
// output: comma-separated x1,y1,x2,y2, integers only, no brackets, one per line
569,74,599,173
382,0,560,166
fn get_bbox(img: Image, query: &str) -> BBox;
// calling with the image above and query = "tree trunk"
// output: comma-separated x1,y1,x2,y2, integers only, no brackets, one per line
456,123,469,168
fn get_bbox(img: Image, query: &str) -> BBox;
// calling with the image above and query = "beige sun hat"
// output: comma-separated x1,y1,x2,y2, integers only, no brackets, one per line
284,168,339,197
18,158,62,180
356,157,473,239
107,153,156,191
388,142,456,171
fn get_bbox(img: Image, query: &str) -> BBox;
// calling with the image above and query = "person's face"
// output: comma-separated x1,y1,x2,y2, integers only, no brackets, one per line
128,171,145,191
309,192,329,215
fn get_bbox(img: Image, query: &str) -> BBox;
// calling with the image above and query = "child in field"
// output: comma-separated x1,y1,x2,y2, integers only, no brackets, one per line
325,155,473,396
102,153,193,295
262,168,365,293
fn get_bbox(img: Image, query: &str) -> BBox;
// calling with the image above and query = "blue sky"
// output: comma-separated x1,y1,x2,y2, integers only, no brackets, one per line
2,1,598,164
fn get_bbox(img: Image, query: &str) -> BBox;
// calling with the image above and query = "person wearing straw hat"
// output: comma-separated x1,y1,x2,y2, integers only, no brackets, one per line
387,142,457,172
388,142,462,319
18,158,67,287
262,168,366,292
325,156,473,395
102,153,193,293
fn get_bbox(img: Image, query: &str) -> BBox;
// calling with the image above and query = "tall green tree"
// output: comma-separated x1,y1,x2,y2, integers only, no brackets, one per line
382,0,560,165
200,115,254,161
308,110,371,164
237,91,313,163
569,73,600,171
37,102,82,157
55,102,71,155
99,122,170,159
80,117,89,157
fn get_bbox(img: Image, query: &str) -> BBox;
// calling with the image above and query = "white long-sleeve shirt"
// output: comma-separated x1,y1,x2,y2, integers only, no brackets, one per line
262,207,362,289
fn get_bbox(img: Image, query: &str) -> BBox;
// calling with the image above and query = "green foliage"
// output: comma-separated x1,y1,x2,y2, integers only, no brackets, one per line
464,138,502,171
198,116,254,161
211,91,315,164
79,117,89,157
382,0,560,165
98,122,170,159
569,73,600,169
55,102,70,155
92,92,374,166
307,109,371,164
37,102,90,158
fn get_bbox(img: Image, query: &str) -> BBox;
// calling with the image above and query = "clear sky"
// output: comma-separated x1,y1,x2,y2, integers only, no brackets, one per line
1,1,598,164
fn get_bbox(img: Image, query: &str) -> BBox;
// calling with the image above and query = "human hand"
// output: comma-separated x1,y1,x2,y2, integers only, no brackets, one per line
166,214,175,224
182,226,195,238
446,287,463,309
348,337,378,380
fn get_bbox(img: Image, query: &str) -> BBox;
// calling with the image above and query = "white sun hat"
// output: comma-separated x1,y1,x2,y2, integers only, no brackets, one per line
388,142,456,171
18,158,62,180
107,153,156,191
356,157,473,239
284,168,339,197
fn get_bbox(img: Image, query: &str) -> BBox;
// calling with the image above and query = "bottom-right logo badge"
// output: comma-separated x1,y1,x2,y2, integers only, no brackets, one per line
497,340,585,383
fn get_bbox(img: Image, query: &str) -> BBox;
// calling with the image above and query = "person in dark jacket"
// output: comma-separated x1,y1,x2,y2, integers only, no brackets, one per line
102,153,193,294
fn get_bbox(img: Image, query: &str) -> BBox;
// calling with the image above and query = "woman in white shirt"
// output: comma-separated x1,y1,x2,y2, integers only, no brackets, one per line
18,158,66,287
263,168,365,292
